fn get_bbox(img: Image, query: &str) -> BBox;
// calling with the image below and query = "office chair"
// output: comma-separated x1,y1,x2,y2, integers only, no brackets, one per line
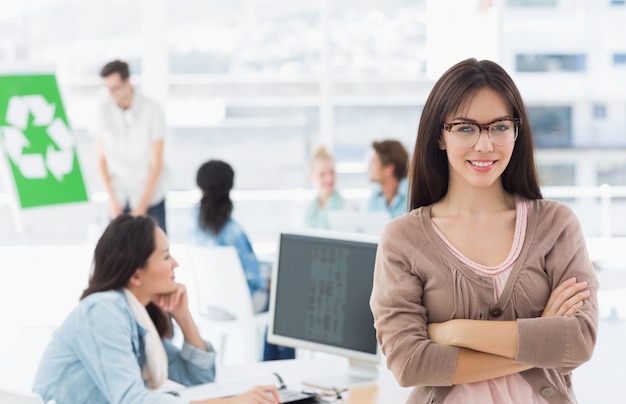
179,244,269,365
0,389,44,404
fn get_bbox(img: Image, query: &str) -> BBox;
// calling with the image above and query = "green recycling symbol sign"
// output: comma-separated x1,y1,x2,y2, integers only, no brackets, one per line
0,74,88,208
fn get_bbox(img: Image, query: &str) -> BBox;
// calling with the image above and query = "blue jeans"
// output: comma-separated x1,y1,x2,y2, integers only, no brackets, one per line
257,296,295,361
262,328,295,361
123,199,167,234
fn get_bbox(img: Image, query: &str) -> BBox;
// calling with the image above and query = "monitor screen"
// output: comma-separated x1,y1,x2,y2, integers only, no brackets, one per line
268,229,380,372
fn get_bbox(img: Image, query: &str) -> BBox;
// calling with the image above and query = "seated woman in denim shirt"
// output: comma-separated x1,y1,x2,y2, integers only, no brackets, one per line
190,160,268,314
32,214,279,404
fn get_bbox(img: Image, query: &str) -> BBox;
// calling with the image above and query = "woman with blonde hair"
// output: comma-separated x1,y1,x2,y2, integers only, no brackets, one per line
304,145,345,228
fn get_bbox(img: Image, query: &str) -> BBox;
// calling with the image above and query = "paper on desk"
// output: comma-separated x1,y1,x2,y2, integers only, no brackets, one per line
176,372,279,400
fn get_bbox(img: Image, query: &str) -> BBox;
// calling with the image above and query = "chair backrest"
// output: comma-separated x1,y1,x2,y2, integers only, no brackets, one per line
184,245,255,322
0,389,45,404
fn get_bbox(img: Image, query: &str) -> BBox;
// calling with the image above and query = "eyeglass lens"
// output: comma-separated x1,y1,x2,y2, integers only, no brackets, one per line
446,119,517,148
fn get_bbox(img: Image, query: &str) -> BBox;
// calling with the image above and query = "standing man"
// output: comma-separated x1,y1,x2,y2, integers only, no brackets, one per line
367,139,409,218
92,60,169,232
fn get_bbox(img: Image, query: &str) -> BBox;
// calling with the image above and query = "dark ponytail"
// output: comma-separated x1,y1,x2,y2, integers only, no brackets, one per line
196,160,234,233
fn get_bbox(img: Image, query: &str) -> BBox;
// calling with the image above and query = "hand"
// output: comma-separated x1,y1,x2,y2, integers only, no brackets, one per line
228,385,280,404
542,277,590,317
153,283,190,320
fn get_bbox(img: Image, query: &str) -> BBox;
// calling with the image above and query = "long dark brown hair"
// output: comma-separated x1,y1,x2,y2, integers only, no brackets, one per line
408,58,542,210
81,214,172,338
196,160,234,233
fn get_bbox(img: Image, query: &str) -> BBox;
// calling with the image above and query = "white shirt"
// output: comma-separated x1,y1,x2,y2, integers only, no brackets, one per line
92,92,169,208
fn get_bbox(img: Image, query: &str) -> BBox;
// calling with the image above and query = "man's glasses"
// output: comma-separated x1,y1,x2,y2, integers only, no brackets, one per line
441,118,521,148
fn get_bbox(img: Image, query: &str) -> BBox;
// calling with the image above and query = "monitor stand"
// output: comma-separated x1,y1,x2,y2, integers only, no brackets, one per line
301,358,378,391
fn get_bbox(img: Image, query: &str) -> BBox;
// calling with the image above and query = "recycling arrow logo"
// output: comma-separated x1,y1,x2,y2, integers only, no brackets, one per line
1,94,75,181
0,73,87,209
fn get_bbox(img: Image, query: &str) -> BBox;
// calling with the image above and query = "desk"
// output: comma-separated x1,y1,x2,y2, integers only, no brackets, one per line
179,356,411,403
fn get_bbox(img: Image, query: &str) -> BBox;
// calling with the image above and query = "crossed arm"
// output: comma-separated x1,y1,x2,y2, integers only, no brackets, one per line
427,278,590,384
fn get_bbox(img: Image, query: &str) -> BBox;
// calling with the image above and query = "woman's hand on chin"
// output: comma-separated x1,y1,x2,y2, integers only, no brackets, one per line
153,283,190,319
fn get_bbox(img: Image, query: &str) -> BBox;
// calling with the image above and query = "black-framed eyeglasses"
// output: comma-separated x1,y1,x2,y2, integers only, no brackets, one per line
441,118,521,148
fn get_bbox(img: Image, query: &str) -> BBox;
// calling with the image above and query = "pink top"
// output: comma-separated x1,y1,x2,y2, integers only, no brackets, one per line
432,196,547,404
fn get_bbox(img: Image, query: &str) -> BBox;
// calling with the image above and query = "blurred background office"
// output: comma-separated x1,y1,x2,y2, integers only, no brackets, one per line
0,0,625,401
1,0,625,246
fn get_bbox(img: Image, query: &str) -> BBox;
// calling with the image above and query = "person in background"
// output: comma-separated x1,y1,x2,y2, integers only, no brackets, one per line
191,160,268,313
304,145,345,229
92,59,169,232
370,58,598,403
32,214,280,404
191,159,295,362
367,139,409,218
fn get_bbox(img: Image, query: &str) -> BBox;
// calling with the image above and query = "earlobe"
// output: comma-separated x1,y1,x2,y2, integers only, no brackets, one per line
129,271,142,287
438,137,447,150
384,164,395,177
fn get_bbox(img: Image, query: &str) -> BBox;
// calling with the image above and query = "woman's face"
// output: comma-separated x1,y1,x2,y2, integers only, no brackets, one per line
439,87,515,192
133,227,179,298
310,157,336,194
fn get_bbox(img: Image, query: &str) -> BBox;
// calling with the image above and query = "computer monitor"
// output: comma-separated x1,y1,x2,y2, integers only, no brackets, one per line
267,229,381,391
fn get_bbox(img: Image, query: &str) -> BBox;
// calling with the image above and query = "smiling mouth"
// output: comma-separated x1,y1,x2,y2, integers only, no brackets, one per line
469,160,495,167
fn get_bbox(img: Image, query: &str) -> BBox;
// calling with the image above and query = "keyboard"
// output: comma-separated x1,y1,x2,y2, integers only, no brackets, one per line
177,379,319,402
278,388,319,403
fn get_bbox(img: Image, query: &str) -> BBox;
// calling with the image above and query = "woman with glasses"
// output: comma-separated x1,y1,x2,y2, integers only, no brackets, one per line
370,59,598,403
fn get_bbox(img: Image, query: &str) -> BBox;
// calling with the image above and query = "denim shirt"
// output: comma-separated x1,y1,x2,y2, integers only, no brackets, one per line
189,208,266,296
303,190,345,229
32,290,216,404
367,177,409,219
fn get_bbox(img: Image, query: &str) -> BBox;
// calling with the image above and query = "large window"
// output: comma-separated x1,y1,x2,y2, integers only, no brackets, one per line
593,104,608,119
537,164,576,186
167,106,318,190
613,53,626,65
598,163,626,185
516,54,586,72
528,106,572,147
165,0,426,78
163,0,427,193
333,106,418,155
167,1,321,76
0,1,143,77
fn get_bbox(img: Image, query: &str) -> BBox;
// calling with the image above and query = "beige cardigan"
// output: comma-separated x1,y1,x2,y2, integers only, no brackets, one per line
370,198,599,403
